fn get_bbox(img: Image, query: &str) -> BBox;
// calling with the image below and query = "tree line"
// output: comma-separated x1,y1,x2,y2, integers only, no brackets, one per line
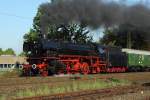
0,48,16,56
24,0,150,51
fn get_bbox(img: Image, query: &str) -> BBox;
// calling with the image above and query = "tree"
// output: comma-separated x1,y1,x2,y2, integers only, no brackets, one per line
33,7,42,34
101,23,150,50
0,48,3,55
47,24,92,43
3,48,16,55
100,29,117,46
19,52,26,57
24,29,39,42
24,3,93,44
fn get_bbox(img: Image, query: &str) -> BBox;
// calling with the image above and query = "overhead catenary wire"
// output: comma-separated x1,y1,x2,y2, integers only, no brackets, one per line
0,11,33,20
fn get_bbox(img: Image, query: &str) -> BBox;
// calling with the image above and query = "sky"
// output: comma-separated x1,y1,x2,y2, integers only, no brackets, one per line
0,0,48,54
0,0,146,54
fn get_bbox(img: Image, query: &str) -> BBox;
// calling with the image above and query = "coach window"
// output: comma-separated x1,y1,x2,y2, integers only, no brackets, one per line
4,64,7,68
0,64,3,68
12,64,15,68
8,64,11,68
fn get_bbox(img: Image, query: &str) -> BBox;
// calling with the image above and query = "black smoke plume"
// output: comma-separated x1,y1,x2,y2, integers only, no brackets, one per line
38,0,150,36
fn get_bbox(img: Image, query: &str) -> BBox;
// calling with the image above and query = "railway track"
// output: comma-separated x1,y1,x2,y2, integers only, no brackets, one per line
0,72,149,92
0,72,150,100
0,76,104,87
16,84,150,100
0,72,149,86
0,74,110,95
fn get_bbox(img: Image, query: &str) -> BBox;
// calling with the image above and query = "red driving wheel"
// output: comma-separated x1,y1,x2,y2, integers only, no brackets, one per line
81,62,90,74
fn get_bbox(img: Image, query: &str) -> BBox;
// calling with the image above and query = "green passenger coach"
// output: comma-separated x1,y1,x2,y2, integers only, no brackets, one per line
122,49,150,71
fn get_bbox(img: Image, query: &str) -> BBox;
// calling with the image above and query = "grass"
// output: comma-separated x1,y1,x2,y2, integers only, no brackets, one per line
3,78,131,100
0,69,21,78
0,72,131,100
0,95,6,100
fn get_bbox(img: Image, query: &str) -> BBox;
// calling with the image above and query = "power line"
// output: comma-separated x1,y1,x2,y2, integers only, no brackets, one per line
0,11,33,20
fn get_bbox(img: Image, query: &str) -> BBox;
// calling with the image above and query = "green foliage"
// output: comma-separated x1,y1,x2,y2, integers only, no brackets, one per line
23,4,93,44
2,48,16,55
18,52,26,57
0,48,3,55
101,24,150,50
24,29,39,42
33,7,42,34
23,4,93,50
3,48,16,55
100,29,117,46
0,48,16,56
47,24,92,43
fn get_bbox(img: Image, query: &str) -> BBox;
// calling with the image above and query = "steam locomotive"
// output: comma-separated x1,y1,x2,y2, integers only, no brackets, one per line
22,39,150,76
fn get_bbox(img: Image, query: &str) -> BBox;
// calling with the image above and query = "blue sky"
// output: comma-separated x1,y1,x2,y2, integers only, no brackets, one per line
0,0,48,54
0,0,144,54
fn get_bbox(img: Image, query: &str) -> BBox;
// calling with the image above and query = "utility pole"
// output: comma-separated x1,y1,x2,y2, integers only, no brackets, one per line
127,32,131,49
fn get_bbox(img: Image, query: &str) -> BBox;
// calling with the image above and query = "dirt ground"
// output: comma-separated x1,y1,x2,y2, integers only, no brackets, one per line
101,90,150,100
17,85,150,100
0,72,150,100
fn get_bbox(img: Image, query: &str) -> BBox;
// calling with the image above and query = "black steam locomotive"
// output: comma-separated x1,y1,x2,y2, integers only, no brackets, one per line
23,38,128,76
